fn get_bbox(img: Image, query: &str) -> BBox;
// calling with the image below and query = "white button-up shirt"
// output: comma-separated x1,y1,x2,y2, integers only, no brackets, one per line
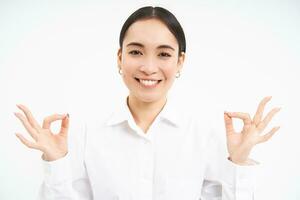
38,96,256,200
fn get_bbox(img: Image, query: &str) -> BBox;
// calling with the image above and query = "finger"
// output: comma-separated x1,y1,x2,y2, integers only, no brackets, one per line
14,112,38,140
17,104,41,130
225,112,252,126
15,133,40,149
258,126,280,143
42,114,67,129
257,107,281,131
59,114,70,136
224,112,235,134
253,96,272,125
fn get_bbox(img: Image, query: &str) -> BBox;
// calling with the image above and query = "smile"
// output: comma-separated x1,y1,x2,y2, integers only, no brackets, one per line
134,78,162,88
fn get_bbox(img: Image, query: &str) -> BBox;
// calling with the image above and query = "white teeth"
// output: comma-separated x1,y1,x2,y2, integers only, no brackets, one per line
139,79,159,86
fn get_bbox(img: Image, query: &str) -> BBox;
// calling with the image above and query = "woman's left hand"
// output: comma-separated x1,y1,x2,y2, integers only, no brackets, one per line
224,96,281,165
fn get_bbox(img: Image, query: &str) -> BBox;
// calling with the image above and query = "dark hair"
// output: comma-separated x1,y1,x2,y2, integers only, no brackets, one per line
119,6,186,56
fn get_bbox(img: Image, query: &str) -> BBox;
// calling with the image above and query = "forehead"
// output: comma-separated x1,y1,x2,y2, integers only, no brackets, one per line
123,18,178,49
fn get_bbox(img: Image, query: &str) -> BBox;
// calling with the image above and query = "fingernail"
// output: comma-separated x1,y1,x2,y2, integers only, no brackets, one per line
66,113,70,118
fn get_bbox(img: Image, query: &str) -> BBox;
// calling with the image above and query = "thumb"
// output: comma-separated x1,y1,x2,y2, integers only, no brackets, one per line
224,112,234,134
59,113,69,136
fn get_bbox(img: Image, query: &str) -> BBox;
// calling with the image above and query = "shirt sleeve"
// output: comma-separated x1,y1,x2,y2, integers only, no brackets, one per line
200,108,258,200
37,119,93,200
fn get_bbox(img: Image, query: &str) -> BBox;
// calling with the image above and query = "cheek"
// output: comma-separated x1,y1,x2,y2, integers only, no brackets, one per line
161,61,178,78
121,56,141,73
121,59,136,76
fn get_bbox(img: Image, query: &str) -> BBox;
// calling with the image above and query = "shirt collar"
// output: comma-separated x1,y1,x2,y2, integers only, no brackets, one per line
105,96,182,128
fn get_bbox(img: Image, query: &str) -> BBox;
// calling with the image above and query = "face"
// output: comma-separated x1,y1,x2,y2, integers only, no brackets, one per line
117,18,185,103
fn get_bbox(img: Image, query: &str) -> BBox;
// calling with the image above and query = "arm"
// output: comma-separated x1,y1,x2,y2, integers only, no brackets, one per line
38,152,93,200
200,130,257,200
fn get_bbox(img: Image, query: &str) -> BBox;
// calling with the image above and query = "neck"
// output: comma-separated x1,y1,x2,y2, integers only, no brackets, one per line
127,94,167,133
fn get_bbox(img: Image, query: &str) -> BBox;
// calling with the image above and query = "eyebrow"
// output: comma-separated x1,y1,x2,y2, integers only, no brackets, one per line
126,42,175,51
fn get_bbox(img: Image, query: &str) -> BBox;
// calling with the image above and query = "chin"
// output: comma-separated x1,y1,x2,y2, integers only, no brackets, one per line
135,93,165,104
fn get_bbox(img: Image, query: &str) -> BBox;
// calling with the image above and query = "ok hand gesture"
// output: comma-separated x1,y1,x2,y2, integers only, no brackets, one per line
224,96,281,165
14,104,69,161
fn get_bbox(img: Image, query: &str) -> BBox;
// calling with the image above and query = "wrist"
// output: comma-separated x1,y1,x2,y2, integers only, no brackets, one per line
42,151,68,161
228,157,258,166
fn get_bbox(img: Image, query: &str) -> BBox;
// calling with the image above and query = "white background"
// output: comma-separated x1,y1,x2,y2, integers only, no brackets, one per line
1,0,299,199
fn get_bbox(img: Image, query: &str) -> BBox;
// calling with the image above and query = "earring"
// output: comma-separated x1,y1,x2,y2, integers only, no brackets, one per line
118,68,123,75
175,71,181,78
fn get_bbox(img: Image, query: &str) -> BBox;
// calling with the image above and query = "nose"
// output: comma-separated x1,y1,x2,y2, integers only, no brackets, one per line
139,57,158,75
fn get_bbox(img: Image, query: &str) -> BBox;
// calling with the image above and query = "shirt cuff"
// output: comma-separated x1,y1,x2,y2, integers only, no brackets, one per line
223,157,258,187
42,153,72,185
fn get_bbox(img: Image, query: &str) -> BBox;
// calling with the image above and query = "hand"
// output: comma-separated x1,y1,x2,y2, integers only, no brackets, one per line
14,104,69,161
224,96,281,164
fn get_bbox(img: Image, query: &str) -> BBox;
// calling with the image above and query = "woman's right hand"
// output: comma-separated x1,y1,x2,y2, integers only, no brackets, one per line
14,104,69,161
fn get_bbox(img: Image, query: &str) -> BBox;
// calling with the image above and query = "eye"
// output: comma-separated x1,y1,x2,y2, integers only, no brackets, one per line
129,50,142,56
159,52,171,57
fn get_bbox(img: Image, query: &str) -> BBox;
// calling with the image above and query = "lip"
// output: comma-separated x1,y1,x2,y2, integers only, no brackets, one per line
135,77,162,81
134,77,162,88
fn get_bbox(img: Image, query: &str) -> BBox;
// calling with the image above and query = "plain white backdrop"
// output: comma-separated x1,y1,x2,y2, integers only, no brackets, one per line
1,0,299,199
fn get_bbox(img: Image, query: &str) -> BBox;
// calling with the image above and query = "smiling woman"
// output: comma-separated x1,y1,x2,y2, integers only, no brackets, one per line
14,5,281,200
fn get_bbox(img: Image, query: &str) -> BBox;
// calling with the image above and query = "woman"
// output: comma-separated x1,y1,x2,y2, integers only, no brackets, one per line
15,6,280,200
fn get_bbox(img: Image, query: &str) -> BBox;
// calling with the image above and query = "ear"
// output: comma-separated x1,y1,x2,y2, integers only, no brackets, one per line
177,52,185,71
117,48,122,70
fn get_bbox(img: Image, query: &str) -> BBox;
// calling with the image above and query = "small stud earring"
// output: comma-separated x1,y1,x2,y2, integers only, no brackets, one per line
118,68,123,75
175,71,181,78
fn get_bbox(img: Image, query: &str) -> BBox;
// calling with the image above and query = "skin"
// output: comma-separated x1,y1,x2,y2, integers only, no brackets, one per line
14,105,69,161
224,96,281,165
15,18,281,165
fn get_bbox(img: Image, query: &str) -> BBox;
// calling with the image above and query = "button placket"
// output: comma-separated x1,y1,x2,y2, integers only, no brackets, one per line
138,138,154,200
142,140,154,180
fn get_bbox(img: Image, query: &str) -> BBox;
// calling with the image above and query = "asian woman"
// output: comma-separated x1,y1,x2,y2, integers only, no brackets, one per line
15,6,280,200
